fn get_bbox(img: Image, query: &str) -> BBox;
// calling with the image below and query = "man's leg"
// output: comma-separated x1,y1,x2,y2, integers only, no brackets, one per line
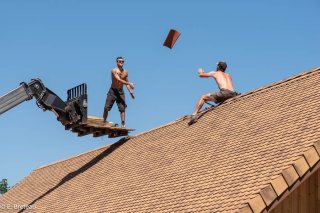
191,95,208,115
120,111,125,128
189,94,215,125
116,92,126,128
103,110,109,123
103,90,115,123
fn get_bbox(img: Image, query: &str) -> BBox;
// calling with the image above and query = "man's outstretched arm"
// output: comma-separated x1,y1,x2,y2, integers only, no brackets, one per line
198,68,214,78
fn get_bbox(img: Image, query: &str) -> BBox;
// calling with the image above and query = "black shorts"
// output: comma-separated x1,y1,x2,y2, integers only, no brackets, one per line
104,88,127,112
207,89,237,103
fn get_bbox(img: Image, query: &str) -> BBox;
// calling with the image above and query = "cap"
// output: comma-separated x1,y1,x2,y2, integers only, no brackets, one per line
216,61,227,71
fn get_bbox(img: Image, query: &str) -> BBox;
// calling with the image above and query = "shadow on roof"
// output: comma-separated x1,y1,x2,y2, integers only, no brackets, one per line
18,136,131,213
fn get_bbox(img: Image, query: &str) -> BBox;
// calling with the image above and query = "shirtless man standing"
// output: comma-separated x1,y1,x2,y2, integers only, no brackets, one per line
103,57,135,128
188,61,237,125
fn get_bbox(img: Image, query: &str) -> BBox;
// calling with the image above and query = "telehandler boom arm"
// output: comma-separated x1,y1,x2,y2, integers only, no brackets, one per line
0,79,87,126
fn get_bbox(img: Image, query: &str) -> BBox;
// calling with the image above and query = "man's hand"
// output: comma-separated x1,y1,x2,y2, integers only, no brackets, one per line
128,82,135,89
198,68,204,76
198,68,213,78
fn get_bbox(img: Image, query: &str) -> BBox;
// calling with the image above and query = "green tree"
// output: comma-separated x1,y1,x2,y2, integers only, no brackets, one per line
0,179,9,195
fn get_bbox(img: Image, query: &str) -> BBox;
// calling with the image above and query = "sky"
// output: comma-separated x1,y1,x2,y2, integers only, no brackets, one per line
0,0,319,186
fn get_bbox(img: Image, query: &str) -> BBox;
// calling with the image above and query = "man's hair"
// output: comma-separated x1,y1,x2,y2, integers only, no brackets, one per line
116,56,124,61
217,61,227,72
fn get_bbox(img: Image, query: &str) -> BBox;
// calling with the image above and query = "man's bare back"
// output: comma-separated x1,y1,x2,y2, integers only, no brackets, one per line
211,71,235,91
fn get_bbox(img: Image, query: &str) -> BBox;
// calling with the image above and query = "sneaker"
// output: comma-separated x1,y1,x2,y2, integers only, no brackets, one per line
188,114,198,125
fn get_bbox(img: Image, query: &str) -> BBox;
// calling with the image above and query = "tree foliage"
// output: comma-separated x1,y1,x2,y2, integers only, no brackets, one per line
0,179,9,195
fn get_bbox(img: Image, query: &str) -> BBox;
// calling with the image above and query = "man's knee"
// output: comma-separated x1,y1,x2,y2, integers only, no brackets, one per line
117,104,126,112
118,106,125,113
104,100,114,111
104,107,112,112
201,94,210,101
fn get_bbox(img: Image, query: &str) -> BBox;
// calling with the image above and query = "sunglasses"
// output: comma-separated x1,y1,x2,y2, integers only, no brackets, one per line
117,60,125,63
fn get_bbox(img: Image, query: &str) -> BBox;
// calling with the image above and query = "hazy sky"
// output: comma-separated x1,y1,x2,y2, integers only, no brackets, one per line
0,0,319,186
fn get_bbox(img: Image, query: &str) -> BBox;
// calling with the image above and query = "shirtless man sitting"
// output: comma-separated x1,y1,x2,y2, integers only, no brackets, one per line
188,61,237,125
103,57,135,128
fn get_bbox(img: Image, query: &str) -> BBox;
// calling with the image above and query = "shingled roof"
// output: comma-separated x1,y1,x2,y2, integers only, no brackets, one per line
1,67,320,212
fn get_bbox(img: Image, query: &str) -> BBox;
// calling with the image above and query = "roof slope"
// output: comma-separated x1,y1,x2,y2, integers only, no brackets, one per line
1,67,320,213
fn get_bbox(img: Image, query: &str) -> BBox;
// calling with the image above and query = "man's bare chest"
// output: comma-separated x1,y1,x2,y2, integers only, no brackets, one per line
112,70,126,81
116,71,127,79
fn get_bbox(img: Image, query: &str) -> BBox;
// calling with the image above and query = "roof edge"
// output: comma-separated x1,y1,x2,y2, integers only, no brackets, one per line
237,141,320,212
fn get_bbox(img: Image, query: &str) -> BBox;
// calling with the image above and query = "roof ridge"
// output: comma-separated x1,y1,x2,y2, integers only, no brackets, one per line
238,141,320,212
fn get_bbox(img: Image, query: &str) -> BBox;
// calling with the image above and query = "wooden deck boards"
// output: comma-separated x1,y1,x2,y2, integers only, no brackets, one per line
67,116,134,138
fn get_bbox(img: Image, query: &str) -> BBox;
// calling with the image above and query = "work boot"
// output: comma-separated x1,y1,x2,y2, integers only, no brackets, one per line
188,114,198,125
